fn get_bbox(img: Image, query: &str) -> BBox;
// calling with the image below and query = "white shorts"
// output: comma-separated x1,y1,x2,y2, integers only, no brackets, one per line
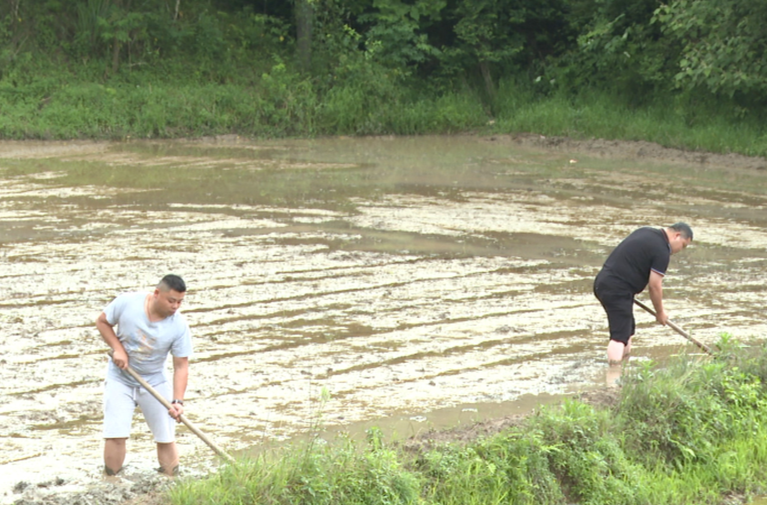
103,379,176,443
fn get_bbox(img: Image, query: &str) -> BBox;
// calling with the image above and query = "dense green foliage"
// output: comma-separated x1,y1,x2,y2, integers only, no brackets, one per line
1,0,766,155
169,337,767,505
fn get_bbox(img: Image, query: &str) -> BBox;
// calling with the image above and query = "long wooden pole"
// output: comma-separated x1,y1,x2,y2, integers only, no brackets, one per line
108,351,235,464
633,298,713,356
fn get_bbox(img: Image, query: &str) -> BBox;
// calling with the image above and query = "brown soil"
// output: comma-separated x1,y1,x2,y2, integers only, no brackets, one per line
400,386,622,453
488,132,767,171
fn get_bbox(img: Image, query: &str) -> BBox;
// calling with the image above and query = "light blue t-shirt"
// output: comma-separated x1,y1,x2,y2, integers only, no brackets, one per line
105,291,193,387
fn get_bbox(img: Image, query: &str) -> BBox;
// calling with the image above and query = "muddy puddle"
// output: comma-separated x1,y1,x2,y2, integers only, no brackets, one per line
2,134,767,503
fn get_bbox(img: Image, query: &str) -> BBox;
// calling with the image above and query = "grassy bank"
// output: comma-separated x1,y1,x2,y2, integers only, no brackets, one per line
2,68,767,158
0,68,488,140
168,337,767,505
493,81,767,158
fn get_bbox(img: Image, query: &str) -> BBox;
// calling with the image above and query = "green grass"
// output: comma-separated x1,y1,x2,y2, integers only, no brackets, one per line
2,59,767,158
492,81,767,157
0,78,487,140
167,336,767,505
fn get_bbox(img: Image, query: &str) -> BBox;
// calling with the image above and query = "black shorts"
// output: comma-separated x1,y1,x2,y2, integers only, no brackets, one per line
593,280,635,345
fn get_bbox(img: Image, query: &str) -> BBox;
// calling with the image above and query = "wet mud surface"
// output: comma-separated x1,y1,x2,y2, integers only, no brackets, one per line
2,134,767,504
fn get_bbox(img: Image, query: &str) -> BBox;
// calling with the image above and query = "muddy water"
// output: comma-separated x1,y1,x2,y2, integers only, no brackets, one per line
2,135,767,502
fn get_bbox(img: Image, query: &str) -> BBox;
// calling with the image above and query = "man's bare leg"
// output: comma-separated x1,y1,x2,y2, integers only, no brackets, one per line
624,336,633,358
104,438,127,475
157,442,179,476
606,336,633,386
605,364,622,386
607,340,625,365
607,336,633,364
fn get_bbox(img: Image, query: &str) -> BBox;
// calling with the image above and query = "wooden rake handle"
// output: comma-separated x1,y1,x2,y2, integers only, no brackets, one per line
633,298,713,356
108,350,235,464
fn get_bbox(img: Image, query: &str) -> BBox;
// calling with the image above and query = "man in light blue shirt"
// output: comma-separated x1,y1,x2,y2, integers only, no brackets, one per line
96,274,193,476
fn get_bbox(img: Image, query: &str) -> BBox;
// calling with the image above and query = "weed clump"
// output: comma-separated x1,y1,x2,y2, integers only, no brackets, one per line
169,336,767,505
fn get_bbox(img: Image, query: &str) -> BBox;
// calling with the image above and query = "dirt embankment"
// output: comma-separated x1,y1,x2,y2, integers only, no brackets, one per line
492,133,767,171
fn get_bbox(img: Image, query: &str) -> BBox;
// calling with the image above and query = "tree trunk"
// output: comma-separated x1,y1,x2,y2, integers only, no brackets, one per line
479,61,496,101
295,0,313,73
110,0,131,74
174,0,180,21
112,35,120,74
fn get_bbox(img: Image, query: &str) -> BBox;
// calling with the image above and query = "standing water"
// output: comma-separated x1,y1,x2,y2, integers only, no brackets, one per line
1,135,767,503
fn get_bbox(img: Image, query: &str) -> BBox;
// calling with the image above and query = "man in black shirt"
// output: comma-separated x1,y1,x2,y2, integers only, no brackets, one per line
594,223,693,365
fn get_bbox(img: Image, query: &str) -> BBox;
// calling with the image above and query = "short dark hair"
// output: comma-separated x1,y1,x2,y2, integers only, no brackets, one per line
669,222,693,240
158,274,186,293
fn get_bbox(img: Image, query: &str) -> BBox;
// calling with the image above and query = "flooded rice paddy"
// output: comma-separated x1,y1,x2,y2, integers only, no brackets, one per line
1,134,767,502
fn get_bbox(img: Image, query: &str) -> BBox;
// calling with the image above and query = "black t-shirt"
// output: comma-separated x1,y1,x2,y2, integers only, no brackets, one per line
595,227,671,294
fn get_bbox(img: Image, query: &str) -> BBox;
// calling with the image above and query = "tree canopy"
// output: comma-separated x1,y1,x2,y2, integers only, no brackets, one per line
1,0,765,116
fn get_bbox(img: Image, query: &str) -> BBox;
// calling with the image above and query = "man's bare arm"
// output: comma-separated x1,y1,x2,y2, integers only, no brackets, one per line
96,312,129,369
647,271,667,325
168,356,189,420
